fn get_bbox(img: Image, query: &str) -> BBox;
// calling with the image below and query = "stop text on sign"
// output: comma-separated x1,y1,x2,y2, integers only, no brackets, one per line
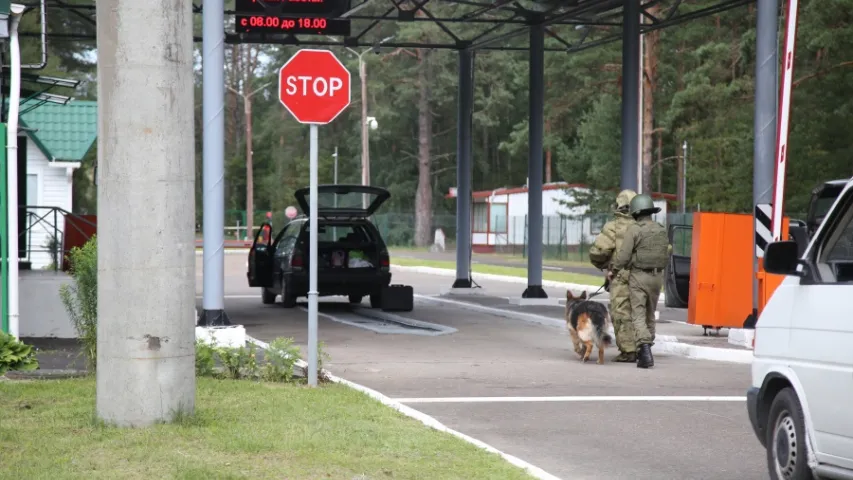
284,75,344,97
278,49,351,124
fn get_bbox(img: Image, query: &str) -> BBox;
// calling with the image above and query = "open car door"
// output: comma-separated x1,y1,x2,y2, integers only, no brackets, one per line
294,184,391,219
664,224,692,308
247,222,274,288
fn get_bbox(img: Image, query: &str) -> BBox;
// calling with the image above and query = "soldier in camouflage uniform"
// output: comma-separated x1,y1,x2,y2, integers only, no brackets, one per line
588,189,638,362
612,194,671,369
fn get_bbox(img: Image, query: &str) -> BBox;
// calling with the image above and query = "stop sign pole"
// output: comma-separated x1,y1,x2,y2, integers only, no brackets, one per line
278,49,351,386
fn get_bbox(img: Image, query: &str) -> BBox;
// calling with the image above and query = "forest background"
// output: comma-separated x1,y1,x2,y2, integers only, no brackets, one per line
20,0,853,247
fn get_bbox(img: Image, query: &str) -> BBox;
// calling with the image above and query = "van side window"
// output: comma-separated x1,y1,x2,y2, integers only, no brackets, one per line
826,221,853,262
815,192,853,283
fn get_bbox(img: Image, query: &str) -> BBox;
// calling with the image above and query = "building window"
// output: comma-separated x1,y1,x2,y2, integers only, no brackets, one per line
473,203,488,232
489,203,507,233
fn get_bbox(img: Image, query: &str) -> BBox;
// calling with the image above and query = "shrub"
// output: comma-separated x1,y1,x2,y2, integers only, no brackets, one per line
59,236,98,371
215,343,260,380
195,339,216,377
193,336,315,384
0,332,39,375
262,337,302,383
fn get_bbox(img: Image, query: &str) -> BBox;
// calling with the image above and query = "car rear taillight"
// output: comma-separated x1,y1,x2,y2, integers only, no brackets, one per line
380,251,390,272
291,253,304,271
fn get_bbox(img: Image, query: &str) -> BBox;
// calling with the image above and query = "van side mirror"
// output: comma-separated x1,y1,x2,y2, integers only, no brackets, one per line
763,240,802,276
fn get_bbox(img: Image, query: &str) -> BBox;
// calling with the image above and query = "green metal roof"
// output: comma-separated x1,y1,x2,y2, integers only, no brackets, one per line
18,99,97,162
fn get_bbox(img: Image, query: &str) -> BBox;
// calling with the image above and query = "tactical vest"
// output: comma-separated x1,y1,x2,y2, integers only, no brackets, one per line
631,219,669,270
610,215,635,268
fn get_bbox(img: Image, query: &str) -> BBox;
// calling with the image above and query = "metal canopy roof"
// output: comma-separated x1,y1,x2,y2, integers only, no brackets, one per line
23,0,754,52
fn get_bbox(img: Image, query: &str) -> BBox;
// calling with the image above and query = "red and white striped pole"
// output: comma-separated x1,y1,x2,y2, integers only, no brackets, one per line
771,0,800,241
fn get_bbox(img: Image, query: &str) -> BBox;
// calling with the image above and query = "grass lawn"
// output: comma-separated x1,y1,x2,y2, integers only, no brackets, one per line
391,256,603,287
0,377,534,480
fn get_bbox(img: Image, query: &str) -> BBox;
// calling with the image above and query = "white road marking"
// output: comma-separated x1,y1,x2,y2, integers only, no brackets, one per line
195,295,260,299
394,395,746,404
542,266,562,271
245,335,562,480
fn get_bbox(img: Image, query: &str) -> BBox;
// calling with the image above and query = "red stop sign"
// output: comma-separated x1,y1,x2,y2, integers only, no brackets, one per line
278,49,351,125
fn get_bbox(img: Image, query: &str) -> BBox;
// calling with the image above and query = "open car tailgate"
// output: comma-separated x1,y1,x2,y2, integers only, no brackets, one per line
294,184,391,218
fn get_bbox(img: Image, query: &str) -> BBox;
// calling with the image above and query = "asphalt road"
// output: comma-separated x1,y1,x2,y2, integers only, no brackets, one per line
196,255,766,480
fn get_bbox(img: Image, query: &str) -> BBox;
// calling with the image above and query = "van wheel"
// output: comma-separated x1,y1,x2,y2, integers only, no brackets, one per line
261,288,276,305
766,387,814,480
348,294,363,304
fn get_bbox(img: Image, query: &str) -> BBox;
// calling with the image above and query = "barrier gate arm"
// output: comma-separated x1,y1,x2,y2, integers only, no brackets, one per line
771,0,800,241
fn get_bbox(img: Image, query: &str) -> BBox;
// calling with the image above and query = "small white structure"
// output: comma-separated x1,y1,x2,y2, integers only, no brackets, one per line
431,228,446,252
446,182,673,252
17,100,97,269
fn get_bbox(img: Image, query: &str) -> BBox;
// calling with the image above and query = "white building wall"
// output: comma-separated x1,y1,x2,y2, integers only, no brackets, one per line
24,136,72,270
483,187,669,247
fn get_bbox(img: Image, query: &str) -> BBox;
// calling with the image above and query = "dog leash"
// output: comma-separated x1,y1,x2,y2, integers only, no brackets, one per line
586,282,607,299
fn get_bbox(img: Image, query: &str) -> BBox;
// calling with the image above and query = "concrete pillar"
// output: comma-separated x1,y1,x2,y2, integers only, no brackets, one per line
620,0,641,192
453,48,474,289
199,0,230,326
95,0,196,426
523,24,547,299
746,0,779,328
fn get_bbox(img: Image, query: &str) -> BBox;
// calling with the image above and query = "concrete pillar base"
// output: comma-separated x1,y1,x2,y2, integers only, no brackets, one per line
441,287,489,296
197,309,232,327
508,297,559,306
195,325,246,348
522,285,548,299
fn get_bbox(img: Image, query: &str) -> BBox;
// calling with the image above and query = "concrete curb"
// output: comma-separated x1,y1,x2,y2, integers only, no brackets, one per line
392,264,668,303
416,294,753,365
727,328,755,349
392,264,599,289
244,335,561,480
652,341,753,364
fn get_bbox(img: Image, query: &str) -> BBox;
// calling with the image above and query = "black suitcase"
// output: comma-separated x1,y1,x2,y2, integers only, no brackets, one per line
381,284,414,312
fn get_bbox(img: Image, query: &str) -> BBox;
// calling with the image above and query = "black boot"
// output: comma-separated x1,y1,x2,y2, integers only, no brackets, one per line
637,344,654,369
614,351,637,363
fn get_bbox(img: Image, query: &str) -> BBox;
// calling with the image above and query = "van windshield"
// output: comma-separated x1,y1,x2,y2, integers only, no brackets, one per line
813,196,838,220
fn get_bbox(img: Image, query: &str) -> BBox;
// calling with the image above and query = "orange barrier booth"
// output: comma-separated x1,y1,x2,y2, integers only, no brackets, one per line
686,212,789,329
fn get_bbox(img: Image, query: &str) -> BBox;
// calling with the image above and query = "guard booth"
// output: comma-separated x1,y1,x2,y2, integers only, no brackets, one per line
664,212,793,331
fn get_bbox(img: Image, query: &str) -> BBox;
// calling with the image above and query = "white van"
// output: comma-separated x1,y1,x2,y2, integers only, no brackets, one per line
748,177,853,480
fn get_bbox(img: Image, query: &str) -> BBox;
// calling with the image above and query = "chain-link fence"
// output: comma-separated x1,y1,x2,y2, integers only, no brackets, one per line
204,210,810,261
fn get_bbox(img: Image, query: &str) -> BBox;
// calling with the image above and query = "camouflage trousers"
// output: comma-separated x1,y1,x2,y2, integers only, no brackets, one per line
609,277,636,354
628,269,663,346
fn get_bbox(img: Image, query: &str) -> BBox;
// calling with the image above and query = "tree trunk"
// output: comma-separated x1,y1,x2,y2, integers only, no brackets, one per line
677,141,685,211
642,4,661,195
656,130,663,194
360,59,369,210
414,50,433,247
244,95,254,240
545,119,552,183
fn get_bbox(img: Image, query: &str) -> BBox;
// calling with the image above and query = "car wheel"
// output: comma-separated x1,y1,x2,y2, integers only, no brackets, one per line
766,387,814,480
261,288,276,305
369,291,382,309
280,278,296,308
348,294,363,304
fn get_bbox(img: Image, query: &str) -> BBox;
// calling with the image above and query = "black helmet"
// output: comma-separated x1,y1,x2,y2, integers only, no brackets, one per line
629,194,661,217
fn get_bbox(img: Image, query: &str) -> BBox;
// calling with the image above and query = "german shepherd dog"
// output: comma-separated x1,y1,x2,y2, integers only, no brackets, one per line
565,290,616,364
